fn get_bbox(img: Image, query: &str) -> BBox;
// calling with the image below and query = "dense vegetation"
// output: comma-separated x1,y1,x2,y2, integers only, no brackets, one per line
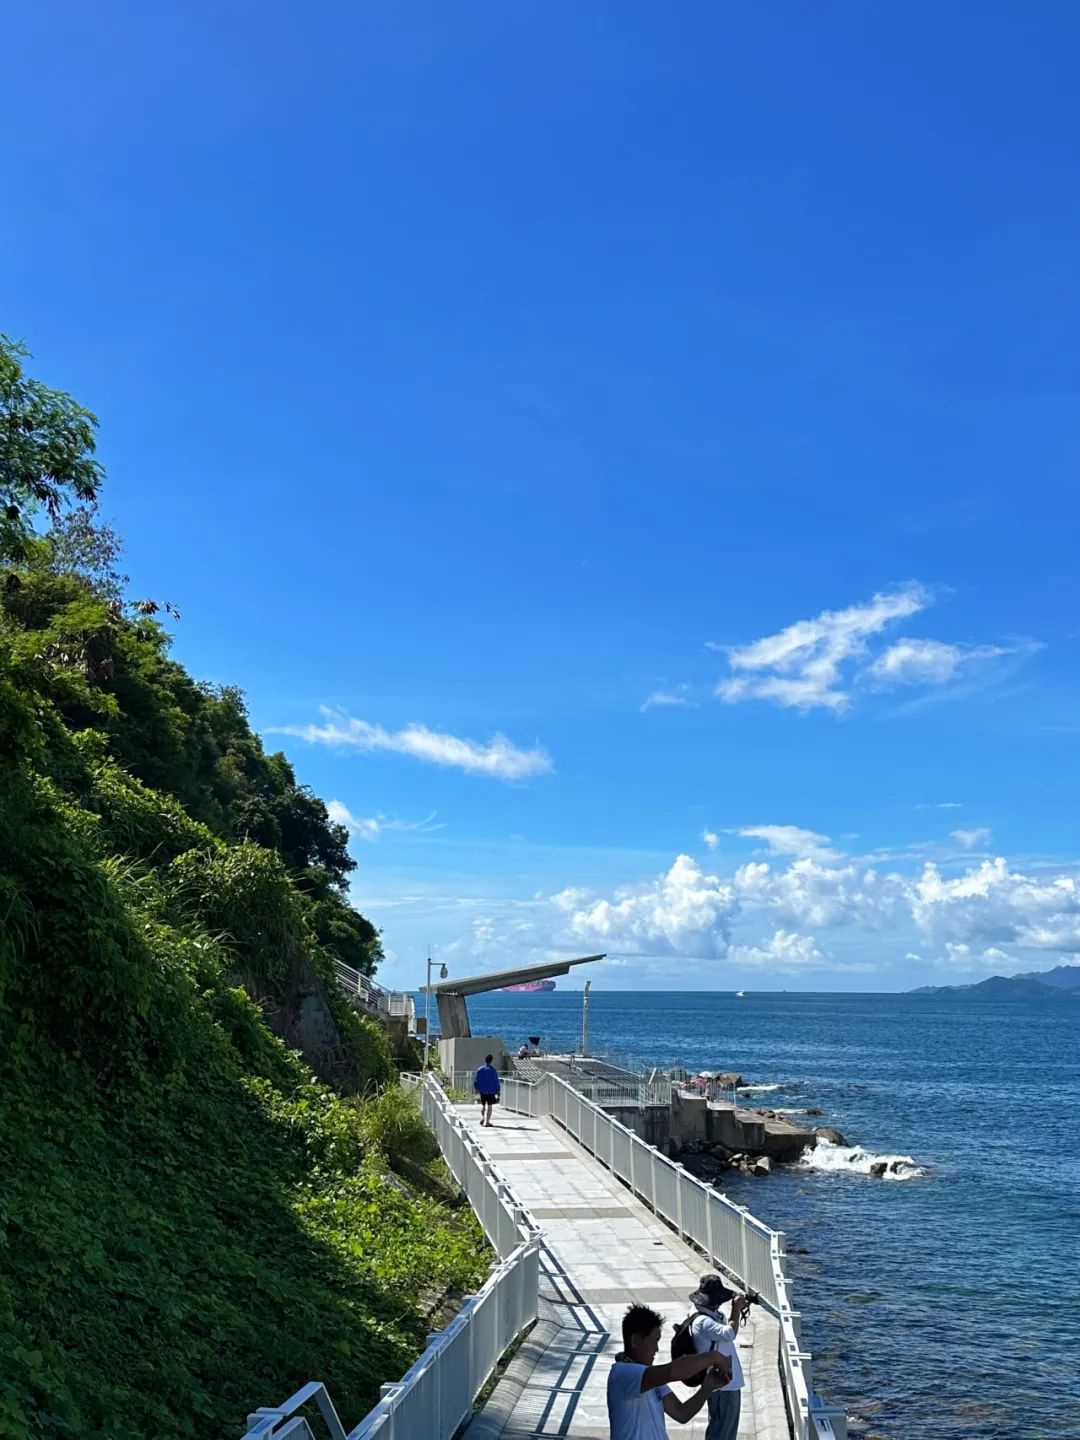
0,338,486,1439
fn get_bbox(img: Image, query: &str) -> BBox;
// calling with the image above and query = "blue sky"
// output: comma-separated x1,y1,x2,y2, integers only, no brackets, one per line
8,2,1080,991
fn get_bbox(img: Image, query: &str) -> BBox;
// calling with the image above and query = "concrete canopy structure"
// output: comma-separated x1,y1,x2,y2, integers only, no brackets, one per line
425,955,605,1039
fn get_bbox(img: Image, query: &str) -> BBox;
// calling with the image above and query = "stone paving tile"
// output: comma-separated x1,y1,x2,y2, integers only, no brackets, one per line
460,1106,780,1439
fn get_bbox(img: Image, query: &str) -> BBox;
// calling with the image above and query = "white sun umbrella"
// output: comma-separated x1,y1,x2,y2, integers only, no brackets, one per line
698,1070,716,1079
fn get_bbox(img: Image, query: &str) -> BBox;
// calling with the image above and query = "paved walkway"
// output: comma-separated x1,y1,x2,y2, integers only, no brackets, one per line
461,1105,788,1440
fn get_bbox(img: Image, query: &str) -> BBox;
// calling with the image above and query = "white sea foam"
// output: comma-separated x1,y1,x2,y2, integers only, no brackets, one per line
801,1139,925,1181
738,1082,783,1093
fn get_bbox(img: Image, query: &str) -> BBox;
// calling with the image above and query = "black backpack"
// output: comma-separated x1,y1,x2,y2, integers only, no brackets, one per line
670,1312,713,1386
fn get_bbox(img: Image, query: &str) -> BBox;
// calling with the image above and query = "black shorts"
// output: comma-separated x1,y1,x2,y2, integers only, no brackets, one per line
479,1092,498,1105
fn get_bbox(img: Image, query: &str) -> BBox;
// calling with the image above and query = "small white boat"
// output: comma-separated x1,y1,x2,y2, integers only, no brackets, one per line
735,990,745,998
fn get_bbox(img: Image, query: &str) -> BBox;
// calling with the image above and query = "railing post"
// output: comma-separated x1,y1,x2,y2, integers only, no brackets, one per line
736,1204,751,1289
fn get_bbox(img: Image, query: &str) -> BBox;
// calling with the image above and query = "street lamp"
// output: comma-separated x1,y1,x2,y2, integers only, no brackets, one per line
422,953,448,1076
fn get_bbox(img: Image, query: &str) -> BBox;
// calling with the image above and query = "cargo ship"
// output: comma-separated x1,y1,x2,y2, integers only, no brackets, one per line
502,979,556,993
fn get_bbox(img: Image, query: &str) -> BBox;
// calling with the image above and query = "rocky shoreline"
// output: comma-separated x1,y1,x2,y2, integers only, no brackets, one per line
669,1072,918,1181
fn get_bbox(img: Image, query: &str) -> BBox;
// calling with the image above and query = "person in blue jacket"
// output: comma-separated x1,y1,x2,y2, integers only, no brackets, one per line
473,1054,501,1127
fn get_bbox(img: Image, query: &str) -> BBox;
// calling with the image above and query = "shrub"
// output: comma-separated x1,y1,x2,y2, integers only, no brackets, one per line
169,841,303,981
356,1085,438,1169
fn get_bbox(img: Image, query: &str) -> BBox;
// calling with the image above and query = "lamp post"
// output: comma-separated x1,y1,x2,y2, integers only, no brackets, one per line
422,953,448,1076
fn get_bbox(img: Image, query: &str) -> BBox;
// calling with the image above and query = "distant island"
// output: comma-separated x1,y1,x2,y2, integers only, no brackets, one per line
909,962,1080,998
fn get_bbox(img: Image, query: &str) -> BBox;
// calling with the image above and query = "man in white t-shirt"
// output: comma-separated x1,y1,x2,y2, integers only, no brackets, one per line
686,1275,747,1440
607,1302,731,1439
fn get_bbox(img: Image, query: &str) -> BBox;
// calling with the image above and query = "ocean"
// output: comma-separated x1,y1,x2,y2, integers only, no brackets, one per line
453,988,1080,1439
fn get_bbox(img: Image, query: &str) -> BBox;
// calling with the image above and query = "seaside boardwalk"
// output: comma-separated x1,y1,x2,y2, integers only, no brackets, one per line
460,1102,788,1440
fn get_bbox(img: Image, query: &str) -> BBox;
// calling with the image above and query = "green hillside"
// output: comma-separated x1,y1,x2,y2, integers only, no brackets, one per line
0,337,487,1439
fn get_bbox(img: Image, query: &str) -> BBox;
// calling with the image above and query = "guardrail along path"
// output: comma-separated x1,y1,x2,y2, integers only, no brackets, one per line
461,1103,787,1440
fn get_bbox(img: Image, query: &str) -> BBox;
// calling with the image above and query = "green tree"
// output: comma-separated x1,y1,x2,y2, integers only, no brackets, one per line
45,507,129,603
0,337,103,561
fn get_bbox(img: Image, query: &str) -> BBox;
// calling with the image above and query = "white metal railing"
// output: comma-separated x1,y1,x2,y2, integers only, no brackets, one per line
242,1075,539,1440
245,1383,345,1440
415,1075,538,1259
445,1069,672,1110
333,961,415,1032
496,1072,847,1440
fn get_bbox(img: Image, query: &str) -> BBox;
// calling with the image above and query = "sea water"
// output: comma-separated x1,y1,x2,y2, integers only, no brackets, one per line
459,989,1080,1439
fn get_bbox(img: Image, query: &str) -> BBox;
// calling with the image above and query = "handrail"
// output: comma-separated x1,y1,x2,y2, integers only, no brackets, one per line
244,1383,346,1440
333,961,415,1030
497,1071,845,1440
241,1075,539,1440
447,1069,673,1110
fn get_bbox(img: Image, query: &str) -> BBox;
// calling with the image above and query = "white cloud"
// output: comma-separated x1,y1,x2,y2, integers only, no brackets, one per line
641,687,697,711
915,802,963,810
327,800,382,840
713,586,1038,714
982,946,1012,966
269,707,551,780
327,800,443,841
935,943,1015,974
951,827,991,850
730,929,829,971
867,638,1010,687
716,583,930,712
940,942,976,970
910,858,1080,952
552,854,737,958
733,856,902,930
728,824,840,861
702,829,720,851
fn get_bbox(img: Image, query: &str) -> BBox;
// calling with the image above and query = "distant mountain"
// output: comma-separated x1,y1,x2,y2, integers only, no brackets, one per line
1015,963,1080,991
910,965,1080,999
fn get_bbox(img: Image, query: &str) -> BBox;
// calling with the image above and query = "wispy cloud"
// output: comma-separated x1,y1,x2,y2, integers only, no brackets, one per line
715,583,931,712
268,708,552,780
727,824,840,861
641,687,697,712
702,828,720,851
915,802,963,810
327,800,444,841
711,585,1040,715
867,638,1017,688
950,826,992,850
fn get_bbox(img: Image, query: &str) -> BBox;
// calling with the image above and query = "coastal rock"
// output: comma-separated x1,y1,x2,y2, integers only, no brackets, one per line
666,1137,682,1160
814,1126,848,1147
750,1156,771,1176
869,1161,888,1178
716,1072,744,1089
804,1107,824,1117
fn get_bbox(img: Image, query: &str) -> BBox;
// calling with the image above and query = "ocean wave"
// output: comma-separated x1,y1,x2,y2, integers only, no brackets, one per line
738,1082,783,1093
801,1139,926,1181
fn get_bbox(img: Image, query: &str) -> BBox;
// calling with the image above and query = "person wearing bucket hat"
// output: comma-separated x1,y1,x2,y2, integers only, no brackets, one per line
686,1275,747,1440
